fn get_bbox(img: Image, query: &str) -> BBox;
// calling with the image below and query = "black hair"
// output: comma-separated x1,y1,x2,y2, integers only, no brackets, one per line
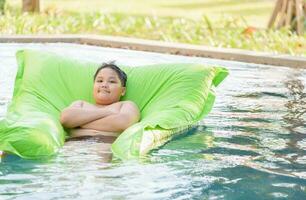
94,62,127,87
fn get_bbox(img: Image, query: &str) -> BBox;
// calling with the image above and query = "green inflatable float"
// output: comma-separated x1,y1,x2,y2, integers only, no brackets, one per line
0,50,228,160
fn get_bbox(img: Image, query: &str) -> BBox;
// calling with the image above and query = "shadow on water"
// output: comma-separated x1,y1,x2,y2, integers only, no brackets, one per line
0,154,58,174
150,125,215,162
234,92,287,99
0,155,53,197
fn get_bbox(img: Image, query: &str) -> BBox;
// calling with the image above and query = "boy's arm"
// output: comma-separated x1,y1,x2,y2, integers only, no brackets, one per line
81,101,140,132
60,101,116,128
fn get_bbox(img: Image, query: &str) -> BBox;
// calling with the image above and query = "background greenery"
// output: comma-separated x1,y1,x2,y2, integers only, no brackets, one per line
1,0,305,56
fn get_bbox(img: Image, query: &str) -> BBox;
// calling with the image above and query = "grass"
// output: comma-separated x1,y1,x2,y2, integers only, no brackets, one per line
0,0,305,56
7,0,275,27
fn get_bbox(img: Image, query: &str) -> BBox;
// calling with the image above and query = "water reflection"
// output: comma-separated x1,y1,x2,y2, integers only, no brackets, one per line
65,137,114,164
283,78,306,134
281,75,306,162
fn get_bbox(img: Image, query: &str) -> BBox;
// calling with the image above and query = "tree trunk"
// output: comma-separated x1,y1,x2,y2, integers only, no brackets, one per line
0,0,5,14
22,0,40,12
268,0,305,35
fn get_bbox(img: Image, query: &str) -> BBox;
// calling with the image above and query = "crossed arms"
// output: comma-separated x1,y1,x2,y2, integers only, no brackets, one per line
60,100,140,133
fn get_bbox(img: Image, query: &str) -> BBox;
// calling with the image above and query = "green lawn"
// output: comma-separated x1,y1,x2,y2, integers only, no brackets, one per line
8,0,275,27
1,0,305,56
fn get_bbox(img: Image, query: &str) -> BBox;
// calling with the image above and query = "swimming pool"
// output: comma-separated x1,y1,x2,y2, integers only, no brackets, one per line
0,43,305,199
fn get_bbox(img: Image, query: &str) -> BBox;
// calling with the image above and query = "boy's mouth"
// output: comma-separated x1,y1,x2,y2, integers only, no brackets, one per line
99,89,110,93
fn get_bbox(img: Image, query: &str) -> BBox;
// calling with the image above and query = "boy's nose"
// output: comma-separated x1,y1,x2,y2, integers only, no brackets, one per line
101,82,108,88
101,82,107,87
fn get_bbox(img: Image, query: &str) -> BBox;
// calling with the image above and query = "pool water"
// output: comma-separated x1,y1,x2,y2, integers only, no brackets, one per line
0,43,305,200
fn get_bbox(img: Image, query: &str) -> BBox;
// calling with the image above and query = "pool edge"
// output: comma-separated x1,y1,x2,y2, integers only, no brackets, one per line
0,34,305,69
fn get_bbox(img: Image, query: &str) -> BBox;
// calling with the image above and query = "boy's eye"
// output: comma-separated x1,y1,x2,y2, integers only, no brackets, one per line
97,80,103,83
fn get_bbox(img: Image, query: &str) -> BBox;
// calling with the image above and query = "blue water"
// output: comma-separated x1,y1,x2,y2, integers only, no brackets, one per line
0,43,306,200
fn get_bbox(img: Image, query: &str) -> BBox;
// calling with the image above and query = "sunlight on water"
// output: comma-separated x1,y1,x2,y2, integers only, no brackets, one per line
0,43,305,200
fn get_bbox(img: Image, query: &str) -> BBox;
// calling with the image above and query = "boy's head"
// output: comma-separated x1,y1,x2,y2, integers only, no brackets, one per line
93,62,127,105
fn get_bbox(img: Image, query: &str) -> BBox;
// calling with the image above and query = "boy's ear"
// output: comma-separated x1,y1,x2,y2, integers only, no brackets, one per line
121,87,126,96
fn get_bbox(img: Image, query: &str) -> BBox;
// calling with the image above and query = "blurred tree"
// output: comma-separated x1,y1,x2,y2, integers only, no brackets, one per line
22,0,40,12
0,0,5,14
268,0,305,35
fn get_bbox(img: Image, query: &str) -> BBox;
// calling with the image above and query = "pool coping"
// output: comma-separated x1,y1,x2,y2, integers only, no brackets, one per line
0,35,305,68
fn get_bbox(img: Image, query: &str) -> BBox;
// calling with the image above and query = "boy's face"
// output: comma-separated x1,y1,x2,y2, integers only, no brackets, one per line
93,68,126,105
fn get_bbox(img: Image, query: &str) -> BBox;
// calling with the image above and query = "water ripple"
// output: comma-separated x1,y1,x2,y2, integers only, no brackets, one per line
1,43,306,200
